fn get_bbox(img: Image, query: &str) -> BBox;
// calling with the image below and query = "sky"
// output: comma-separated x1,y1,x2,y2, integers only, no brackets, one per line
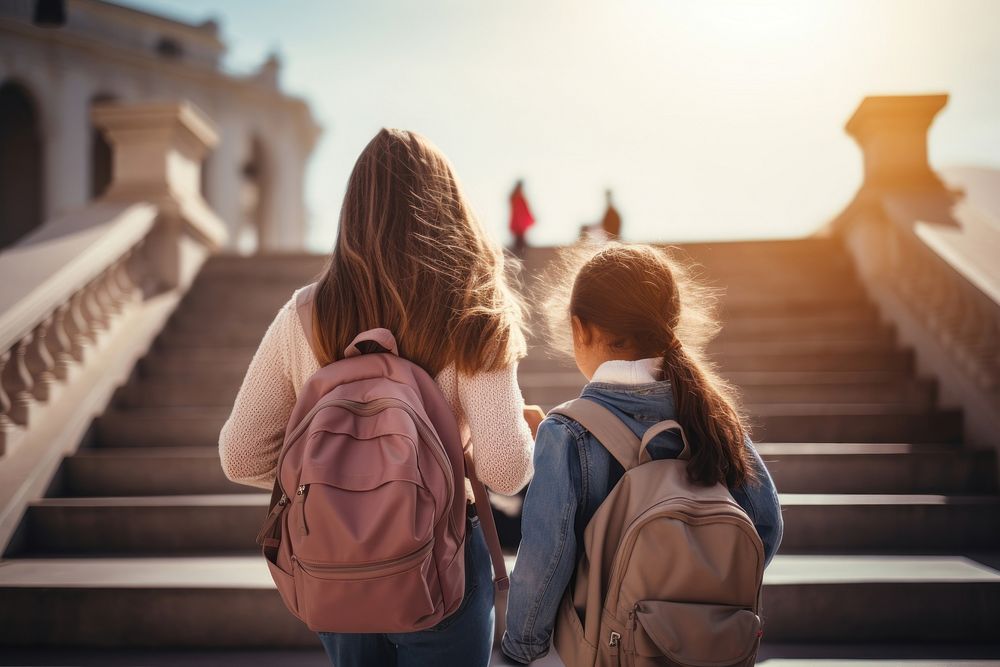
122,0,1000,252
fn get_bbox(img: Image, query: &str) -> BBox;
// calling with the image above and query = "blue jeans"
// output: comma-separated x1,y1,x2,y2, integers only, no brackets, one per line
318,514,495,667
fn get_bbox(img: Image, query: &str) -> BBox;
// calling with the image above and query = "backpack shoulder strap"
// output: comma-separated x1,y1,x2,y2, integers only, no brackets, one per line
464,451,509,597
295,282,322,363
549,398,642,471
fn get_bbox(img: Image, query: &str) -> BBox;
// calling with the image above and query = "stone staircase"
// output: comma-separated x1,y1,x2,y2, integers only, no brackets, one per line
1,240,999,659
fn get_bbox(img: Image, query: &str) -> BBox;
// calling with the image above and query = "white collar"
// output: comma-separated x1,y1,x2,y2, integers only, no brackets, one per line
590,357,663,384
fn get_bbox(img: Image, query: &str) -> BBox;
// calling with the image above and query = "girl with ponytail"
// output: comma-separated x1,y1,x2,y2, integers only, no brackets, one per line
502,242,783,665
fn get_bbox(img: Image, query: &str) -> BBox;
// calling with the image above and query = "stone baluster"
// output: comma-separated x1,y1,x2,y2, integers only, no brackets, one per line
48,302,75,382
82,279,110,340
118,245,142,306
66,289,92,362
100,263,125,317
26,316,56,403
0,350,12,455
2,333,35,426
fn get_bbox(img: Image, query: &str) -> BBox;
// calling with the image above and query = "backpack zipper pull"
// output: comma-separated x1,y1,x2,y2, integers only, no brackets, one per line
293,484,309,536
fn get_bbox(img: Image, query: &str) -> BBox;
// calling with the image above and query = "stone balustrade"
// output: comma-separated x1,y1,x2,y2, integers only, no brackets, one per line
834,93,1000,453
0,100,228,548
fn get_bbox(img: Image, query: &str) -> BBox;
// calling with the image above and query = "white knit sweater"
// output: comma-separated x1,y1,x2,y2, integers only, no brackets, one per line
218,286,535,496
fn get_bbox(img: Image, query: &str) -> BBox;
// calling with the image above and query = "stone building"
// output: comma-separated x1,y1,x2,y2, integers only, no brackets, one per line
0,0,320,253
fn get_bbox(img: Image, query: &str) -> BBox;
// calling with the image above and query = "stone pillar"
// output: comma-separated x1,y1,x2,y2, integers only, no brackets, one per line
206,119,245,248
91,101,228,291
845,94,948,189
260,131,308,251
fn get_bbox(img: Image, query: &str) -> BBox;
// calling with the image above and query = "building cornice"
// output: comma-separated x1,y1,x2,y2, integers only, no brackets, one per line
80,0,224,50
0,17,319,138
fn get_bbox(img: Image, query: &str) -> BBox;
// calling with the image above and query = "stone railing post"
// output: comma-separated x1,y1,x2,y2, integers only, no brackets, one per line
91,102,227,294
844,94,949,189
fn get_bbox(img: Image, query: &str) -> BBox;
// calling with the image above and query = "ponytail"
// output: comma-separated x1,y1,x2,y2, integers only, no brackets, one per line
660,340,756,488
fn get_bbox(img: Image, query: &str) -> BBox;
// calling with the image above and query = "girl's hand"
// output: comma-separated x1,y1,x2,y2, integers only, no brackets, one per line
523,405,546,438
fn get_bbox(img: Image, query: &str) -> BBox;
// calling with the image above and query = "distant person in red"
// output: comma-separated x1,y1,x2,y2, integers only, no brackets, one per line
509,179,535,255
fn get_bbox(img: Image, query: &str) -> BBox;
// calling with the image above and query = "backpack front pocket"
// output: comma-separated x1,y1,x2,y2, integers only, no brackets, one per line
292,539,444,633
626,600,760,667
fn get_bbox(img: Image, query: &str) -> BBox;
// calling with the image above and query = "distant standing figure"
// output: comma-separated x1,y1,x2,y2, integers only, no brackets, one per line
509,179,535,255
600,188,621,239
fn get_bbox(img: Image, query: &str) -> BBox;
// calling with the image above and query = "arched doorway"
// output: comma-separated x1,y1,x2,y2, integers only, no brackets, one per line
90,93,116,199
0,81,44,250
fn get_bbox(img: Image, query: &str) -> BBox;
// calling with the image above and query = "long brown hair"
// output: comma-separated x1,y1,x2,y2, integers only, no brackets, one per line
542,241,756,488
312,128,526,376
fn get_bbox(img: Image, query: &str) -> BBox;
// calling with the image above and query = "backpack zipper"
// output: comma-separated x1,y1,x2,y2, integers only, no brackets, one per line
275,396,456,528
290,539,434,579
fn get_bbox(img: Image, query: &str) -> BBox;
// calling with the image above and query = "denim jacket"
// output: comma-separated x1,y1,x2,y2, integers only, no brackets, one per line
501,371,783,664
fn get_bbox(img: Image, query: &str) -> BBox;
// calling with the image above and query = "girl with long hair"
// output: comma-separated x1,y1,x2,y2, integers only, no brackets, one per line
220,128,541,667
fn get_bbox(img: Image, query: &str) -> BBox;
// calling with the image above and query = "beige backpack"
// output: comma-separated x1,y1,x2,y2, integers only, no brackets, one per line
548,399,764,667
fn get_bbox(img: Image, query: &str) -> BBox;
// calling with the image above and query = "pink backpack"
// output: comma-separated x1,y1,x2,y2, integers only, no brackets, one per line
256,283,508,633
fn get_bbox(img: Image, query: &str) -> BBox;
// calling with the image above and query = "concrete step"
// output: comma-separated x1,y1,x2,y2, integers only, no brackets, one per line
18,491,1000,556
679,239,855,264
716,347,913,373
715,316,892,342
196,253,326,282
710,339,904,357
520,377,937,410
57,443,996,499
0,554,997,646
757,443,997,494
720,293,875,322
139,356,253,378
18,495,267,555
96,408,229,448
57,448,259,497
140,347,255,375
116,376,244,408
159,313,894,349
778,494,1000,552
98,404,963,449
168,308,282,332
750,406,963,443
0,557,318,647
519,347,914,374
758,554,1000,643
177,293,293,319
723,370,918,385
517,369,922,388
157,326,272,349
